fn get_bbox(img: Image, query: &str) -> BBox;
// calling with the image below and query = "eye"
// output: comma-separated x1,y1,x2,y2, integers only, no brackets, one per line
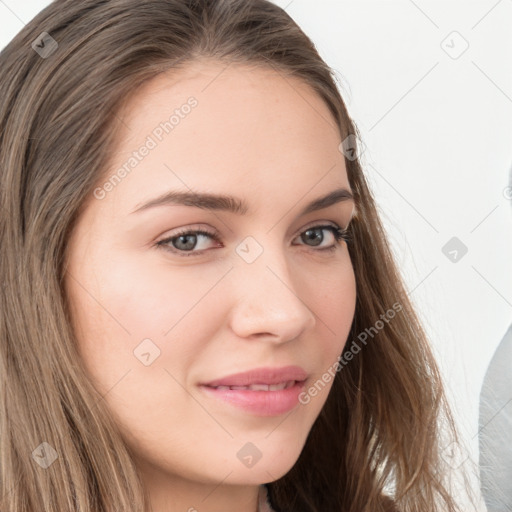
155,223,351,258
156,228,221,256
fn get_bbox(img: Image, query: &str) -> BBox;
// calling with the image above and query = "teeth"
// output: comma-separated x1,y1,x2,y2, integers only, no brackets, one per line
211,380,296,391
251,384,274,391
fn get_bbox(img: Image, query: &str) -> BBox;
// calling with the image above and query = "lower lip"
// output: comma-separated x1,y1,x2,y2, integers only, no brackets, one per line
199,380,306,416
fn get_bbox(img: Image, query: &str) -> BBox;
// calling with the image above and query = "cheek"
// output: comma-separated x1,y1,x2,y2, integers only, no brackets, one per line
64,252,207,441
63,241,357,482
298,259,356,406
65,248,222,388
310,257,357,347
67,240,355,369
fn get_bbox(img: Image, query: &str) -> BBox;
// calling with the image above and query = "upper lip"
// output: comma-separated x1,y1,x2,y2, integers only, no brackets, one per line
201,365,308,387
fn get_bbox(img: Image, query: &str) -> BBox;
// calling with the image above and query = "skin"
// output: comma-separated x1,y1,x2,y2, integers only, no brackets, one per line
64,59,357,512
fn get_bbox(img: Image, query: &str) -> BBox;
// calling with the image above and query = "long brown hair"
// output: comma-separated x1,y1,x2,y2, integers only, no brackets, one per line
0,1,475,510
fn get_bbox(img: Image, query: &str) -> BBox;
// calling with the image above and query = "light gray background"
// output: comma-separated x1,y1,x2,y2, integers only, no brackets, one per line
2,1,512,509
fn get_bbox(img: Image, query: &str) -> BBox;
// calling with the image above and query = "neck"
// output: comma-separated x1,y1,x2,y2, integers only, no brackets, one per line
138,462,263,512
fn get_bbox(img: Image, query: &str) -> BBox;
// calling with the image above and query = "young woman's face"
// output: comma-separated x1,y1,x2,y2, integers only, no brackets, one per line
64,60,356,495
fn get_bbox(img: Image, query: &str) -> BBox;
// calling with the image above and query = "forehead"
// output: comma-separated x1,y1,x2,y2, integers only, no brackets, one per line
94,59,350,217
116,59,341,142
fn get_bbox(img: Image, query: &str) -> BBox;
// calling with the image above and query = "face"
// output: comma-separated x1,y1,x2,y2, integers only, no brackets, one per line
64,59,356,500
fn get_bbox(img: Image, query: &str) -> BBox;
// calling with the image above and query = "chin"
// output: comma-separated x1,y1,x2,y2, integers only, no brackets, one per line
219,451,301,486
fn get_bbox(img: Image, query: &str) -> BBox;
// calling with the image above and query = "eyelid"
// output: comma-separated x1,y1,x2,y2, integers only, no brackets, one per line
155,219,351,257
156,219,345,243
300,219,341,231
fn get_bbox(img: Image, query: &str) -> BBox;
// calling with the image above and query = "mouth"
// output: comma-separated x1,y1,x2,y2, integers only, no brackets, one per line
200,365,308,388
204,379,299,392
199,378,307,417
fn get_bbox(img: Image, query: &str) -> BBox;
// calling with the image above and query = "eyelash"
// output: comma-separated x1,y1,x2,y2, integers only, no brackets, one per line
155,223,351,258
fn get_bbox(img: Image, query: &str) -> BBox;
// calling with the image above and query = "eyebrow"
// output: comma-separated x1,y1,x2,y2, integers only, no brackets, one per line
131,187,354,217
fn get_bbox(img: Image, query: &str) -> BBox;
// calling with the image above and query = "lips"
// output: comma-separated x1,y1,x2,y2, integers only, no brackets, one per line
209,380,297,391
199,366,309,416
200,365,308,388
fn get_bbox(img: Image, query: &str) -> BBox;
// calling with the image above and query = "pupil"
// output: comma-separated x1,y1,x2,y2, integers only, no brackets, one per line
171,229,326,252
304,228,322,246
176,234,196,250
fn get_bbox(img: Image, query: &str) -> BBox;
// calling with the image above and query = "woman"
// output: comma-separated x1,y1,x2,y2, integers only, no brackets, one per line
0,1,473,511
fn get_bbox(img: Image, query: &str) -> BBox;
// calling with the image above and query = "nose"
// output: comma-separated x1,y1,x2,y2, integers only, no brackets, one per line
227,245,317,343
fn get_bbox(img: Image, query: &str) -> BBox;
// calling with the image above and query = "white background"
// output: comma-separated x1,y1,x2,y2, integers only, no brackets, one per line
2,1,511,509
